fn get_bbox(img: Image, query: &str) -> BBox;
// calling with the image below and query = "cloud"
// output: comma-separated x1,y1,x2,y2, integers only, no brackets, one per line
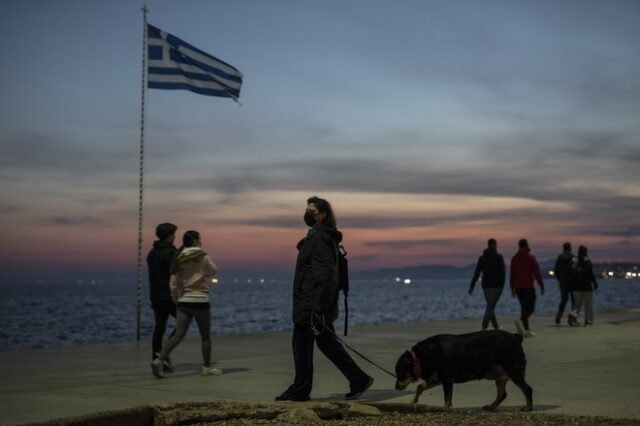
599,227,640,237
48,216,105,226
364,239,456,249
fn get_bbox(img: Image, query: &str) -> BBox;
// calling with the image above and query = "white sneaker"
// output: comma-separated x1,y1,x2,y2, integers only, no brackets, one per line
150,358,164,378
155,353,174,373
202,366,222,376
524,330,534,337
514,320,525,337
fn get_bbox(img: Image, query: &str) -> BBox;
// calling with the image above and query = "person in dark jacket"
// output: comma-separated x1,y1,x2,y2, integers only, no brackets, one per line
146,222,178,370
276,196,373,402
569,245,599,326
510,239,545,337
468,238,506,330
553,242,575,325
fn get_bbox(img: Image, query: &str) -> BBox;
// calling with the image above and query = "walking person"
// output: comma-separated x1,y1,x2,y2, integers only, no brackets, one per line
147,222,178,372
553,242,575,325
468,238,506,331
510,239,545,337
569,245,599,327
151,230,221,378
276,196,373,402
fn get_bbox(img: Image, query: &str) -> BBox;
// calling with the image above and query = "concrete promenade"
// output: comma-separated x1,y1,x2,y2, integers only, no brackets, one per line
1,308,639,425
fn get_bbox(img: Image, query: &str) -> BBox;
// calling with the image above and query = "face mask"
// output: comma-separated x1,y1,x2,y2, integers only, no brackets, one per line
304,211,317,227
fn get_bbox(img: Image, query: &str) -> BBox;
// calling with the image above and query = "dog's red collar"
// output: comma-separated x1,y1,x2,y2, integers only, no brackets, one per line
409,349,422,379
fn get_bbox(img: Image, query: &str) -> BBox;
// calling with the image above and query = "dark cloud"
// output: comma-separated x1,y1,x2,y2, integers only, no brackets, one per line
179,157,622,204
0,132,135,176
49,216,105,226
365,239,456,249
599,227,640,237
0,204,21,214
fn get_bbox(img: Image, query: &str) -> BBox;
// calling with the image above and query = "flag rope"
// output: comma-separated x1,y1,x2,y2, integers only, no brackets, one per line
136,5,149,341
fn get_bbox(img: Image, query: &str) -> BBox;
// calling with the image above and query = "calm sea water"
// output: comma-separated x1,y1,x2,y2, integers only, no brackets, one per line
1,279,638,350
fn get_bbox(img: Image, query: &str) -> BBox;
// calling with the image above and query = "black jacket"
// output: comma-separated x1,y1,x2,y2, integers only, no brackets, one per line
292,226,342,325
147,240,177,304
570,255,599,292
469,247,506,291
553,250,574,290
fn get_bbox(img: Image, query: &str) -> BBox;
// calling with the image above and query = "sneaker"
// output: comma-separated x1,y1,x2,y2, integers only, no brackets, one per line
155,353,174,373
514,320,525,337
524,330,534,337
568,313,579,326
554,312,562,325
584,321,593,327
150,358,164,378
345,376,374,400
202,366,222,376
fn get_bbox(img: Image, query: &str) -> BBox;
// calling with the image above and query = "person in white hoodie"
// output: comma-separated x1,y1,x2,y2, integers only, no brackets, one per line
150,230,221,378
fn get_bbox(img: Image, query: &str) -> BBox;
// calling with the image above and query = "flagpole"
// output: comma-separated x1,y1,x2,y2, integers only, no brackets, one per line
136,4,149,342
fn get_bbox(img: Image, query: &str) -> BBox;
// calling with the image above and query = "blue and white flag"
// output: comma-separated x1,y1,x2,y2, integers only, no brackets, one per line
146,24,243,101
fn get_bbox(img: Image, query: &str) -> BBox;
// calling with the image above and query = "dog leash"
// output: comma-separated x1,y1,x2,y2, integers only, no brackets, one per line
311,313,397,379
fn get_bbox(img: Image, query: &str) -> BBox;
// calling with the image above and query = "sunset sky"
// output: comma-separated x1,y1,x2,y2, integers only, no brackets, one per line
1,1,639,283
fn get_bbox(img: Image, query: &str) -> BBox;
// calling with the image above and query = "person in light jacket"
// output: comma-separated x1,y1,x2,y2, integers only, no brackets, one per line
150,230,220,378
569,245,599,327
276,196,373,402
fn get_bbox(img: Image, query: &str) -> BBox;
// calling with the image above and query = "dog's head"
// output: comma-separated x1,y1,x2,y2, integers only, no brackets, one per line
395,350,420,390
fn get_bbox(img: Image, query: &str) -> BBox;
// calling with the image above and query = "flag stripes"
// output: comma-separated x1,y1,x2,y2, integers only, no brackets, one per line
146,24,243,101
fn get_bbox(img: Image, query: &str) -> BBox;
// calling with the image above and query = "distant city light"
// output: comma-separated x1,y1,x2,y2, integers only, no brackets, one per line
259,278,265,283
395,277,402,283
211,278,219,284
608,272,614,277
403,278,412,285
549,271,555,277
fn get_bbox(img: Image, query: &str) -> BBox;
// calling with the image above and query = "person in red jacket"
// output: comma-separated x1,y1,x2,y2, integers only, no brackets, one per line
510,239,545,337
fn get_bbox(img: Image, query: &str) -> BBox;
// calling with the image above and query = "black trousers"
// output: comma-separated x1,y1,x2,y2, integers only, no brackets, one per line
516,288,536,330
557,282,575,314
282,322,369,398
151,300,176,359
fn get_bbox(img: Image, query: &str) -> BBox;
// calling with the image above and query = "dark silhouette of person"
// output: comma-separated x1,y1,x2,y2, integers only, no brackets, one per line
468,238,506,330
569,245,599,326
553,242,575,325
510,239,545,337
146,222,178,371
276,196,373,402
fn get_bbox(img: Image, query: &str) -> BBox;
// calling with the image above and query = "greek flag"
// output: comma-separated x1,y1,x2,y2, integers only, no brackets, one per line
146,24,243,101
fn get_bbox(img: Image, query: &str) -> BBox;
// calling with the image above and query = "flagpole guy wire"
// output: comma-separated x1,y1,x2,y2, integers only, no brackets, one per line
136,4,149,341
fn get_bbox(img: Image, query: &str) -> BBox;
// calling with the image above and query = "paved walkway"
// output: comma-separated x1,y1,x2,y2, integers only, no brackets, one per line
1,308,639,425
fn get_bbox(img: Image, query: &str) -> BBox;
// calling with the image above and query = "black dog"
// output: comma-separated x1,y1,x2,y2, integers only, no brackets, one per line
395,330,533,411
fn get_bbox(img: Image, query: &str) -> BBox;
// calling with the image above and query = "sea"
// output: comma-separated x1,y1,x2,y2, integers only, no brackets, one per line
1,278,638,350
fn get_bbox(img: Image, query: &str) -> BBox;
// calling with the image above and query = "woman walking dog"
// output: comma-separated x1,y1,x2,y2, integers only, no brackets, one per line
276,196,373,401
